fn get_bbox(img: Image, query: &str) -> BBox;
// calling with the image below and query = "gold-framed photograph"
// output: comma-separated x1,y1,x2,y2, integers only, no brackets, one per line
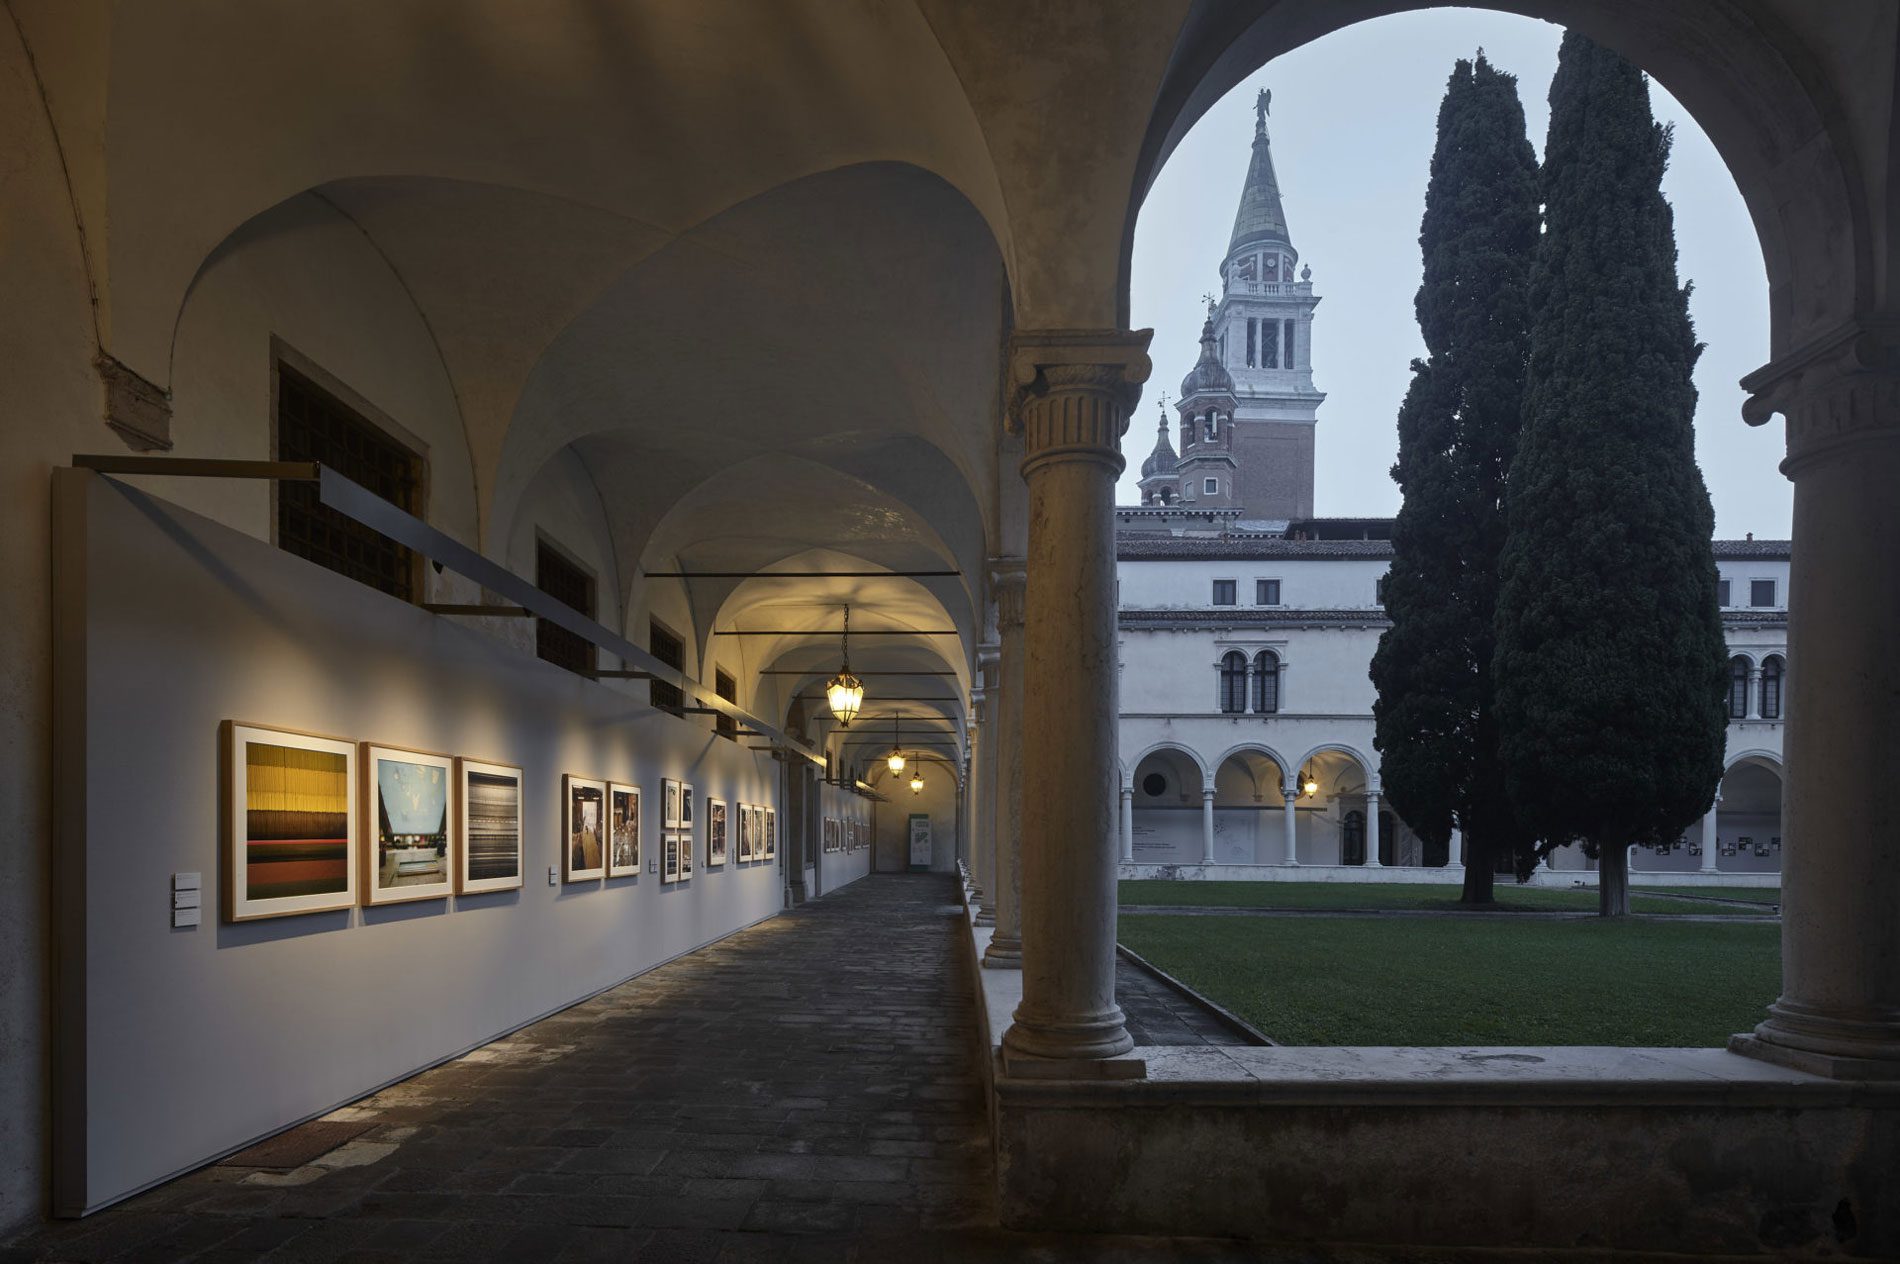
223,722,357,922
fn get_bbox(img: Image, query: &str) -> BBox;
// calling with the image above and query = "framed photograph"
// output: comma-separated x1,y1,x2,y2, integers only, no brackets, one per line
766,808,776,860
681,782,695,828
607,783,641,879
663,778,681,830
363,744,454,905
224,722,357,921
680,824,694,879
738,803,753,862
458,758,523,894
707,799,728,868
564,775,607,881
662,833,680,884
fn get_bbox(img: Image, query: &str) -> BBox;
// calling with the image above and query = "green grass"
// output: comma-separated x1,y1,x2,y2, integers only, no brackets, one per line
1118,913,1780,1046
1632,884,1781,905
1118,879,1776,916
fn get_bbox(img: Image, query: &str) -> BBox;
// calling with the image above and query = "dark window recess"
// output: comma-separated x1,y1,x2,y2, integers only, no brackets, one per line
715,669,738,739
534,543,596,675
1219,651,1248,714
1728,656,1751,720
275,366,421,601
1141,771,1167,798
650,622,685,712
1212,580,1237,606
1257,579,1281,606
1750,579,1776,607
1376,575,1389,605
1252,650,1279,714
1284,320,1296,369
1760,656,1784,720
1717,579,1731,607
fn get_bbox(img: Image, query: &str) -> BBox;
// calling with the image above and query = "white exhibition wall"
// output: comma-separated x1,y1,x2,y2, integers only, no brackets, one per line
53,471,865,1214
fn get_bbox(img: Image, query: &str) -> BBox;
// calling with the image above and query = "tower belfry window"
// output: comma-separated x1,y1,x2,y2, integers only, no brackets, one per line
1264,320,1280,369
1245,320,1256,368
1285,321,1297,369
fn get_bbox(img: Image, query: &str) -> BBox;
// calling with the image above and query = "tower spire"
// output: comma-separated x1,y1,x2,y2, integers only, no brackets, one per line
1231,86,1291,253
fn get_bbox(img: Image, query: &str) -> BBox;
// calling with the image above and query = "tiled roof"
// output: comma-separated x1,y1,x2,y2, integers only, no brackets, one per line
1116,607,1785,630
1119,537,1791,562
1118,538,1394,560
1712,540,1791,559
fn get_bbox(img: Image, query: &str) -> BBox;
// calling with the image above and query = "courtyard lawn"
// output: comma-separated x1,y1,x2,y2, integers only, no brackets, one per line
1118,879,1776,917
1117,913,1780,1046
1633,884,1781,905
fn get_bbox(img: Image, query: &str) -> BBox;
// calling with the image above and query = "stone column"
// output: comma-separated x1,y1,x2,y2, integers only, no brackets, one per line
972,647,999,927
1200,788,1216,865
1733,336,1900,1078
984,563,1026,969
1702,798,1721,874
1365,792,1382,868
1120,786,1134,863
1282,780,1299,866
1447,826,1465,870
963,693,985,901
1746,668,1762,720
999,330,1148,1062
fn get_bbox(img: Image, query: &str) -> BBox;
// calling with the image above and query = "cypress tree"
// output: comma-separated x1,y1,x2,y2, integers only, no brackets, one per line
1493,32,1729,917
1371,53,1540,905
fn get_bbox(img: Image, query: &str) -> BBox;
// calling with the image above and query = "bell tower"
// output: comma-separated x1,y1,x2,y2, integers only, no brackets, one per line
1208,87,1324,523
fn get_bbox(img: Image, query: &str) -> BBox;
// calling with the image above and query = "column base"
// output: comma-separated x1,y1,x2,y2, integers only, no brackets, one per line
981,934,1022,969
1731,1001,1900,1080
974,909,997,928
1003,1002,1134,1061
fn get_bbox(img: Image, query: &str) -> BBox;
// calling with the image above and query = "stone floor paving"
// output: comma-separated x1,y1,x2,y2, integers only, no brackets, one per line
3,875,1768,1262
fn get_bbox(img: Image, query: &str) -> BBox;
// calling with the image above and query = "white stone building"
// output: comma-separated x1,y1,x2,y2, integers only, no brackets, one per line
1117,94,1787,884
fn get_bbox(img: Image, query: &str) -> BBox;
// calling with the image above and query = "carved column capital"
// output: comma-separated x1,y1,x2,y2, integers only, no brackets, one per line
1006,329,1153,477
990,559,1027,630
1743,318,1900,473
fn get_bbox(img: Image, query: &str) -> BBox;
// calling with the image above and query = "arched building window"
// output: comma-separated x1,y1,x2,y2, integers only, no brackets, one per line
1342,810,1366,865
1727,656,1751,719
1760,655,1784,720
1219,651,1248,714
1252,650,1280,714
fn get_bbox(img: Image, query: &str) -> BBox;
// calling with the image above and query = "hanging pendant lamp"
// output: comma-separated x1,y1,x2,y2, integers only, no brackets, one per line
887,711,906,774
825,605,865,727
909,767,925,794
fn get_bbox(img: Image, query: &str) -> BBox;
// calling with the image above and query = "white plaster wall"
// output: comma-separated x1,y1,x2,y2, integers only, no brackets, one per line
1120,625,1386,717
1716,560,1791,610
58,474,826,1214
868,766,960,873
814,783,874,890
0,16,101,1233
140,192,476,556
1119,556,1386,610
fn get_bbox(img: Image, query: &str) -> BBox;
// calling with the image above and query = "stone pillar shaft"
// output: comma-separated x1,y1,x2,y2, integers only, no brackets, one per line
1734,341,1900,1078
1120,787,1134,863
1365,792,1382,868
972,652,998,927
1702,800,1721,874
984,566,1026,968
1200,788,1216,865
1000,332,1148,1062
1282,783,1299,866
1447,827,1465,870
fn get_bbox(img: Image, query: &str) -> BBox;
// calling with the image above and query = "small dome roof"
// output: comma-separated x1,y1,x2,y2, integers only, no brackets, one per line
1140,405,1178,478
1179,317,1235,401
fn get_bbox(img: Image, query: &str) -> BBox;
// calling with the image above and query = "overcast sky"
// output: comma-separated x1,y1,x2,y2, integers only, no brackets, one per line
1119,8,1789,540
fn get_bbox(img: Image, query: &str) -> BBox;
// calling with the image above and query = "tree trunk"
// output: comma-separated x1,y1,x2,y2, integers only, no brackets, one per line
1599,843,1630,916
1460,834,1496,905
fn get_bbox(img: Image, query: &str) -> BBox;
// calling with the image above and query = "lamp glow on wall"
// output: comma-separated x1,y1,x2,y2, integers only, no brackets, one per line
825,604,864,727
